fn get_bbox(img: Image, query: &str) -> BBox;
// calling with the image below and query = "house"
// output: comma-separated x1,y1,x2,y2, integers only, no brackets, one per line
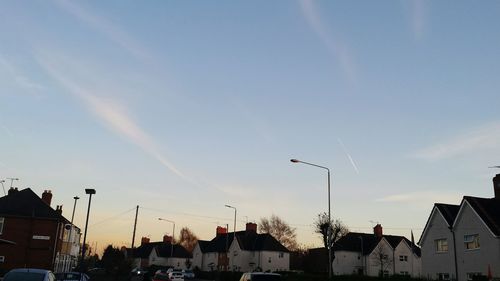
0,188,81,273
192,223,290,272
125,235,192,269
419,173,500,281
333,224,421,277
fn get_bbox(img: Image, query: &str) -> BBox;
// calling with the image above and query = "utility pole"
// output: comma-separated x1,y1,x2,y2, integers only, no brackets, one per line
131,205,139,249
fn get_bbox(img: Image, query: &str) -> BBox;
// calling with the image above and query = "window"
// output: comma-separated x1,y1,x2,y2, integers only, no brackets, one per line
278,252,284,258
435,239,448,252
399,255,408,261
437,273,450,280
0,217,4,234
400,271,409,276
464,234,480,250
467,273,482,281
0,256,4,263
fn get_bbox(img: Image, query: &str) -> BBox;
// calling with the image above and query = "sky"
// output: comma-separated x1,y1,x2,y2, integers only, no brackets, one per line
1,0,500,255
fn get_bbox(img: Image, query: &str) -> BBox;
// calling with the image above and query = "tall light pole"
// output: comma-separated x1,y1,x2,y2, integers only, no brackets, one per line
158,218,175,265
225,204,237,271
67,196,79,271
291,158,332,278
81,188,96,272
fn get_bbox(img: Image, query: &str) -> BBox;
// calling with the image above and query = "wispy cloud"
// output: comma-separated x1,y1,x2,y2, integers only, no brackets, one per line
337,138,359,174
0,54,45,93
298,0,357,82
34,52,195,184
411,122,500,161
377,191,462,208
53,0,149,60
411,0,426,40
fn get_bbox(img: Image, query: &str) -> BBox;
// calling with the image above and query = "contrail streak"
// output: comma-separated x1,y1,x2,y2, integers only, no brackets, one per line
337,138,360,174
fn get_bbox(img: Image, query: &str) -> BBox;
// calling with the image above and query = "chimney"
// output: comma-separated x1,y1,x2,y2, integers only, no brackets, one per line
494,174,500,199
42,190,53,206
246,222,257,233
216,226,228,236
141,237,150,246
163,235,173,244
55,205,63,215
8,187,18,196
374,224,383,238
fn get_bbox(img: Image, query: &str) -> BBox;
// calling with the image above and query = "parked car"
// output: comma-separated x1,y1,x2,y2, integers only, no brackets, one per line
181,269,194,279
131,268,148,276
55,272,90,281
155,269,169,276
168,271,184,281
239,272,281,281
152,273,170,281
3,268,56,281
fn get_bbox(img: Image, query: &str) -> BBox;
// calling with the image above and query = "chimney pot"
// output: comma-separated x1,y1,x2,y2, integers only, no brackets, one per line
141,237,150,246
216,226,228,236
163,235,173,244
246,222,257,233
42,190,53,206
374,224,383,238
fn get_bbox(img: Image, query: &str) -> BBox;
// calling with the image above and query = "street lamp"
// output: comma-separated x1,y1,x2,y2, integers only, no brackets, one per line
225,204,237,271
158,218,175,264
67,196,79,271
290,158,332,278
81,188,96,272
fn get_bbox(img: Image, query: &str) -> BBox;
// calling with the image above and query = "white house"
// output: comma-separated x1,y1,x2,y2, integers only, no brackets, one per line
125,235,192,269
193,223,290,272
419,174,500,281
333,224,421,277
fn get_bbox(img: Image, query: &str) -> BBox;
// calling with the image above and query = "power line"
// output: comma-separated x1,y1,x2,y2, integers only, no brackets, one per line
139,206,233,222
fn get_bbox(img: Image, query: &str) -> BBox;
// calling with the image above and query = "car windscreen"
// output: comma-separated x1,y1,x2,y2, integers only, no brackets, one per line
4,272,46,281
252,275,281,281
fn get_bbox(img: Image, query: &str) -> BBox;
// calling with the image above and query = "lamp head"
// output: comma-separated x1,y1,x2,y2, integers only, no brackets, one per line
290,159,299,163
85,188,96,195
74,196,80,200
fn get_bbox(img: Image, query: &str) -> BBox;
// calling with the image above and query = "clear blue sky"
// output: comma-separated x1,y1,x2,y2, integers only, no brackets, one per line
1,0,500,252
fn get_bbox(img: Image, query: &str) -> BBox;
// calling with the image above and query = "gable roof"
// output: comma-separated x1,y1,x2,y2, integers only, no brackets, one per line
156,243,192,258
418,203,460,246
197,231,289,253
333,232,421,257
457,196,500,237
0,188,69,222
128,241,192,259
435,203,460,226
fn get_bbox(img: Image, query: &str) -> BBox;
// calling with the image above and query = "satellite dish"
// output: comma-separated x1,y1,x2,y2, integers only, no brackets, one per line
489,166,500,168
64,224,72,230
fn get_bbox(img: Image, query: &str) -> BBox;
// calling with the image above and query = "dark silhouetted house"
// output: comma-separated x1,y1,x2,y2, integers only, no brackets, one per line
333,224,421,277
0,188,81,273
192,223,290,272
419,174,500,281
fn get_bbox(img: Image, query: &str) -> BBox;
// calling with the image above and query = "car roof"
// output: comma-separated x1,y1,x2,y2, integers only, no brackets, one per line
9,268,50,274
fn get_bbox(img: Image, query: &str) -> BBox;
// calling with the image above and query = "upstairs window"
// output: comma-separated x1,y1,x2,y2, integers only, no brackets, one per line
464,234,480,250
0,217,4,234
435,239,448,252
399,255,408,261
437,273,450,280
279,252,284,258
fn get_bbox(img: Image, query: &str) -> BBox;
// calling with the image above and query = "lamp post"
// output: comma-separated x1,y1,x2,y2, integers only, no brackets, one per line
81,188,96,272
67,196,79,271
158,218,175,265
290,158,332,278
225,204,237,271
358,236,364,275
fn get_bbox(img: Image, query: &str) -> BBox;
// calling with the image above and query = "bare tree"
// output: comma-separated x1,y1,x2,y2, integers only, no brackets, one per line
372,244,393,277
259,215,298,251
178,227,198,253
314,212,349,249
